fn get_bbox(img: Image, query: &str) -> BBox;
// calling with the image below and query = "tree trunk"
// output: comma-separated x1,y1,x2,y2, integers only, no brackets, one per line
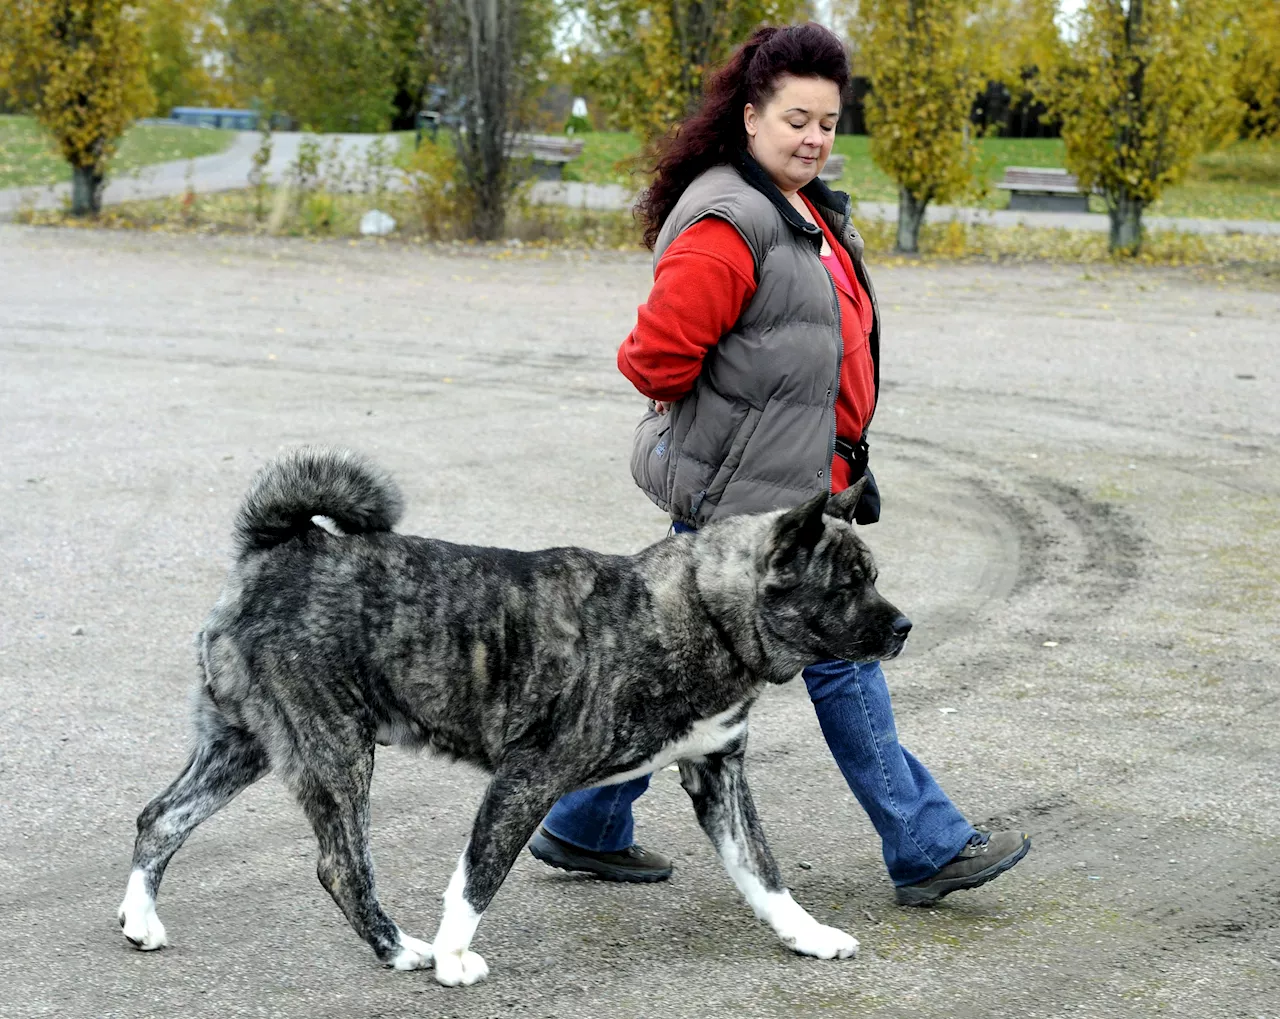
471,192,506,242
459,0,511,241
896,187,928,253
1108,191,1144,256
71,165,104,217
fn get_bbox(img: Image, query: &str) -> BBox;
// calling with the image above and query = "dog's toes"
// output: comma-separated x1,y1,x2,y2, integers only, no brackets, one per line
786,922,859,960
118,903,168,951
433,949,489,986
830,928,859,959
118,872,168,951
389,934,434,971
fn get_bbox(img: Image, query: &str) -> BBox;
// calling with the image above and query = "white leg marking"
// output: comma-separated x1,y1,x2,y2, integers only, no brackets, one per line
117,869,168,951
389,928,434,971
718,838,858,960
431,847,489,987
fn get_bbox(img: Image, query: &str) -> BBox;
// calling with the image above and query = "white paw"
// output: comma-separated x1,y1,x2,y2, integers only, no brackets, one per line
433,949,489,987
117,899,168,951
783,922,859,960
389,934,434,971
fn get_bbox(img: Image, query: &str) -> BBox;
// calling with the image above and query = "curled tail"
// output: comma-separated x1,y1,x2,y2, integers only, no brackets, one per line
233,446,405,558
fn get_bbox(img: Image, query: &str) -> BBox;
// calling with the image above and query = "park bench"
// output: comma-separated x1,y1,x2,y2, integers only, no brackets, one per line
996,166,1091,212
509,133,586,180
818,152,846,183
169,106,260,130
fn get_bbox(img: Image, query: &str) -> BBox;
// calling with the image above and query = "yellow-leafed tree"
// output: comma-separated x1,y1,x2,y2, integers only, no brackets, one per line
1038,0,1239,255
0,0,153,215
142,0,235,116
858,0,984,253
964,0,1064,105
572,0,811,144
1233,0,1280,139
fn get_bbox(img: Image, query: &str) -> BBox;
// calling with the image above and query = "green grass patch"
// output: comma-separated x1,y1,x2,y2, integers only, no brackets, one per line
0,115,233,190
559,131,645,187
1149,138,1280,221
556,131,1280,221
829,134,1072,207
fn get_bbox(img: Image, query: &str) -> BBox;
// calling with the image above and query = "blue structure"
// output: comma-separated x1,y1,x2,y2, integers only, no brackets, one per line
169,107,260,130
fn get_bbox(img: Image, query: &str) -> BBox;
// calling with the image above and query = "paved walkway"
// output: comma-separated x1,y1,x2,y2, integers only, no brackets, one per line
0,131,399,219
3,136,1276,237
529,180,1280,236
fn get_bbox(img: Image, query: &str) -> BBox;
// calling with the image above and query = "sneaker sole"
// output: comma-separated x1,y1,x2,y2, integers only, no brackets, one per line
894,836,1032,907
528,841,673,884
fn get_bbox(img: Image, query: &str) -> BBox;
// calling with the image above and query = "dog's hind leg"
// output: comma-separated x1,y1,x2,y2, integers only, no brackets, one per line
119,695,269,950
289,739,433,972
432,764,563,987
679,745,859,961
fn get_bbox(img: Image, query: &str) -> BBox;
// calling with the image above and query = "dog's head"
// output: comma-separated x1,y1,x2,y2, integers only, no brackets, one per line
755,479,911,669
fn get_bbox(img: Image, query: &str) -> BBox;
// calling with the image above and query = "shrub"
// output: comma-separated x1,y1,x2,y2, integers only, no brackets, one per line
401,140,470,240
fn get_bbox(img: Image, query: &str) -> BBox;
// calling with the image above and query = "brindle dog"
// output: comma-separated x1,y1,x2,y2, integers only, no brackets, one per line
117,447,911,986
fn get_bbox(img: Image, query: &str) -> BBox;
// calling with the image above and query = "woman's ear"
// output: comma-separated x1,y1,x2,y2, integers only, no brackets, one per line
744,103,758,139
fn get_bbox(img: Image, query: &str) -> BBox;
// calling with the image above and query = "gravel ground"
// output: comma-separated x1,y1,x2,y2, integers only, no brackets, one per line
1,225,1277,1019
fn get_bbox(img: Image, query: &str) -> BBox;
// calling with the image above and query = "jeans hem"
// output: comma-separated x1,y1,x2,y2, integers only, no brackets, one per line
888,824,979,887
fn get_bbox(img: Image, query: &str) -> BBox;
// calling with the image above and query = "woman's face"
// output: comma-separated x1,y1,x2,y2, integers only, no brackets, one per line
744,74,841,195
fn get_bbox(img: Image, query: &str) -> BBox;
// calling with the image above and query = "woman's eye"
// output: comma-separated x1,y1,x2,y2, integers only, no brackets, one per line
790,122,807,130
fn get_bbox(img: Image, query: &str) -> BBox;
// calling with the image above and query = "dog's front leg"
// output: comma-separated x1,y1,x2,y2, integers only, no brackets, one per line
679,747,858,960
432,768,562,987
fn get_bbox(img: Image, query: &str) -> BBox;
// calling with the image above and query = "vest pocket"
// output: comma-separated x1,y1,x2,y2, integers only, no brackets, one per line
670,385,750,521
702,403,766,512
630,407,671,506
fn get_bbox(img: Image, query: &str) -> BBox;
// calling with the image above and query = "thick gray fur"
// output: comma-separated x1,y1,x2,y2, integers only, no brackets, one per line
120,446,910,981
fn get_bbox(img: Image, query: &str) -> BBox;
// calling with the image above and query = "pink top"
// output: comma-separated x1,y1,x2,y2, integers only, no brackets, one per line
820,250,854,297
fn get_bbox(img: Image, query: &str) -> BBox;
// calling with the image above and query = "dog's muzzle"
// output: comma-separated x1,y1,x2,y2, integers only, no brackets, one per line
882,615,912,659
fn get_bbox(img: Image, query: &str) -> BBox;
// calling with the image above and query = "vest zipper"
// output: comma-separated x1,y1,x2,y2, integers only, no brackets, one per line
821,260,843,496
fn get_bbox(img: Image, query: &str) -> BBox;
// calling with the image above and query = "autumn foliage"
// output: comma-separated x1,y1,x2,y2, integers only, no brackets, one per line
1037,0,1239,254
859,0,984,253
571,0,810,143
1233,1,1280,140
1,0,153,214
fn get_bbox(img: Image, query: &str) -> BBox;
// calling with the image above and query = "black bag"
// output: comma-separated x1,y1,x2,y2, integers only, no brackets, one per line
834,436,880,525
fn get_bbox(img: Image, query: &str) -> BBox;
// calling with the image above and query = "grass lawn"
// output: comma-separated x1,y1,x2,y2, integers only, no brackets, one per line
0,115,234,190
557,131,1280,221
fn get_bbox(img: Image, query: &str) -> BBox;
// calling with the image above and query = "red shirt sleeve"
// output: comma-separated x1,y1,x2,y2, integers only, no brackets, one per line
617,218,757,402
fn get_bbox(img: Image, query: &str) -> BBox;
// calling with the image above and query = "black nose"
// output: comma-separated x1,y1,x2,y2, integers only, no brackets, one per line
892,616,912,638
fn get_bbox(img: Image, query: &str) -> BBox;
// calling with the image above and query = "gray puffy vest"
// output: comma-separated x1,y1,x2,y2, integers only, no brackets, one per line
630,158,881,526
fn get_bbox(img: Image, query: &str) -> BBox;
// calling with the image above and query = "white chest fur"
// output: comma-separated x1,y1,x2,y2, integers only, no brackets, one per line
595,704,748,787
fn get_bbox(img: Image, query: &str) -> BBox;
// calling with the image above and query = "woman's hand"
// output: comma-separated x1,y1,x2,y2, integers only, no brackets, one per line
653,400,670,415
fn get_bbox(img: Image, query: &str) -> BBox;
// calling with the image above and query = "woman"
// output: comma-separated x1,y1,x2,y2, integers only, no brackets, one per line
530,23,1030,906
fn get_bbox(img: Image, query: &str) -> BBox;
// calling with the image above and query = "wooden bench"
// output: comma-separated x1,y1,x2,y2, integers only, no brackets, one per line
508,133,586,181
818,152,846,183
996,166,1090,212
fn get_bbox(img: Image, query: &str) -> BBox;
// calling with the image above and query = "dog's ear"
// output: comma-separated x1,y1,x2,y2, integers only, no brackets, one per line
825,477,867,523
769,493,829,572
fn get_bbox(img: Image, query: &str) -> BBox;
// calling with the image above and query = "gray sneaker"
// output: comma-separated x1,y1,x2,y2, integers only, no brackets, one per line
528,826,673,883
894,830,1031,906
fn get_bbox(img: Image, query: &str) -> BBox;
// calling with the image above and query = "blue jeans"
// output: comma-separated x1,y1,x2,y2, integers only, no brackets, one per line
542,529,976,886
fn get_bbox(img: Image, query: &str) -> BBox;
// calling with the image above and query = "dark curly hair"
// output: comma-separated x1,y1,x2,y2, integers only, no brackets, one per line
635,23,851,249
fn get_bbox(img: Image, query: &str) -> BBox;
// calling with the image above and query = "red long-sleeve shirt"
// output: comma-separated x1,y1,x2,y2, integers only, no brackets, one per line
618,194,876,493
